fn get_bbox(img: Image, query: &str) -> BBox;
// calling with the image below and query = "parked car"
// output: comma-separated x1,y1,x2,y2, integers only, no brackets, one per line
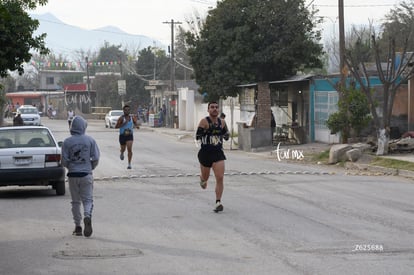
105,110,123,128
0,126,66,195
17,105,41,126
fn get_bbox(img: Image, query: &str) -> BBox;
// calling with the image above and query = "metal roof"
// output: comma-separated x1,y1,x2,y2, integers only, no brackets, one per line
236,74,315,87
268,74,314,84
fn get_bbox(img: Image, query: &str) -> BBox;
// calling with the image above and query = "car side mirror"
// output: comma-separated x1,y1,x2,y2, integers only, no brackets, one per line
58,141,63,147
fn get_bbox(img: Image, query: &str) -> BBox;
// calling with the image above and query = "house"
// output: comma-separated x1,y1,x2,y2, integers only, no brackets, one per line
39,70,84,91
5,91,62,115
153,73,413,152
236,75,413,151
6,70,86,116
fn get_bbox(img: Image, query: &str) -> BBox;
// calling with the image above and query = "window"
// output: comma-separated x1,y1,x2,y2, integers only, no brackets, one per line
314,91,338,129
271,88,288,107
46,77,54,85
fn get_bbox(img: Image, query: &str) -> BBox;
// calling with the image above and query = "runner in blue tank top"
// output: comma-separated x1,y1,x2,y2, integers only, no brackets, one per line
115,105,140,169
196,101,230,212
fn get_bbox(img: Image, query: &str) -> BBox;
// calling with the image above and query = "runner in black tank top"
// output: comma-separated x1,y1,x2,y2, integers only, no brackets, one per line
196,102,230,212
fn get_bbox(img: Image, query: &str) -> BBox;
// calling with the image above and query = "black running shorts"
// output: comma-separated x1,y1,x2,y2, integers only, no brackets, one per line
198,148,226,168
119,134,134,145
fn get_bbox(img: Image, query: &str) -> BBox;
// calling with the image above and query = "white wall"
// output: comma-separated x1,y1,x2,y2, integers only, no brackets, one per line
178,88,194,131
315,129,340,144
177,89,240,134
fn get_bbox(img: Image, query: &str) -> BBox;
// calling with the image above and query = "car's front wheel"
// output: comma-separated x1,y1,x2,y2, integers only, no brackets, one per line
53,181,66,196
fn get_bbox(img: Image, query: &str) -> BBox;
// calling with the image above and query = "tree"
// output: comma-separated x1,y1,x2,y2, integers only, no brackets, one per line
0,0,49,126
95,42,127,74
135,47,160,80
175,26,193,80
0,75,16,93
186,0,323,100
94,73,122,108
13,64,40,91
125,47,169,107
324,22,376,74
72,48,98,72
326,85,371,140
92,44,165,109
344,2,414,155
0,0,49,77
378,0,414,59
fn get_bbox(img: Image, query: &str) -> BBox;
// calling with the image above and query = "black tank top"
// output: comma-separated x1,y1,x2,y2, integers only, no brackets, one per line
201,117,223,150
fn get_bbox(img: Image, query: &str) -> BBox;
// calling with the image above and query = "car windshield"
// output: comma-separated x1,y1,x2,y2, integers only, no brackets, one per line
0,128,55,148
111,111,123,116
19,108,38,114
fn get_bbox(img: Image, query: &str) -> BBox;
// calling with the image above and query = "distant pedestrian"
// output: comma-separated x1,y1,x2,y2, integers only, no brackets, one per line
13,111,24,126
271,110,276,139
115,105,140,169
67,108,75,128
61,116,100,237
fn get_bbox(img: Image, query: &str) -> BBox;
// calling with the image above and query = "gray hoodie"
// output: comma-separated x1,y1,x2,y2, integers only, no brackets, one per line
61,116,100,175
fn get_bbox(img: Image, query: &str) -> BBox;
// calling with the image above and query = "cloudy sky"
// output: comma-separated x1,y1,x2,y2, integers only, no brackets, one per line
32,0,402,44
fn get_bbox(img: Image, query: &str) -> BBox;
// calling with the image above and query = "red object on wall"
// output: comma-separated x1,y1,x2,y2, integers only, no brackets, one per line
64,83,87,91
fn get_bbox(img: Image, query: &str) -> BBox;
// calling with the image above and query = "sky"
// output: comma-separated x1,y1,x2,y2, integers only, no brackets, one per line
309,0,403,41
32,0,215,45
32,0,403,45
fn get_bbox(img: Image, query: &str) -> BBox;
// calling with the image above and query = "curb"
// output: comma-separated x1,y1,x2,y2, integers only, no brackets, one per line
397,169,414,180
345,162,414,179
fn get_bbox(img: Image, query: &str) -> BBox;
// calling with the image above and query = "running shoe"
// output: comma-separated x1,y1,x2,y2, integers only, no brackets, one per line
127,165,132,169
120,152,124,160
83,217,93,237
200,179,207,189
72,226,82,236
214,202,224,213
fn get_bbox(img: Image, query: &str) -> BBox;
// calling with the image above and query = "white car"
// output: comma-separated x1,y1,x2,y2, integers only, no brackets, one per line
0,126,65,195
18,105,41,126
105,110,123,128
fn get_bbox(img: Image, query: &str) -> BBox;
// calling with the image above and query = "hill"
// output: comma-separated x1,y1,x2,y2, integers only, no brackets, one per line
30,13,163,57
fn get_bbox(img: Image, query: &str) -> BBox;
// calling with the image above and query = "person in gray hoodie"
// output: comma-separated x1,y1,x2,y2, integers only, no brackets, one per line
62,116,100,237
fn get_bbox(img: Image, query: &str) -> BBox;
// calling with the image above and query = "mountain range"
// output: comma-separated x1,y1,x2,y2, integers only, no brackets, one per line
30,13,163,57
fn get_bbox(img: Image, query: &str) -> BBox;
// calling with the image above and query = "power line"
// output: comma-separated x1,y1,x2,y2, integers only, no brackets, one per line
174,58,193,71
316,4,395,8
189,0,214,5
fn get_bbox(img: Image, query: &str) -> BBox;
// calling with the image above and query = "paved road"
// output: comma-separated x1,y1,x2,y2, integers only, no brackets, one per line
1,118,414,275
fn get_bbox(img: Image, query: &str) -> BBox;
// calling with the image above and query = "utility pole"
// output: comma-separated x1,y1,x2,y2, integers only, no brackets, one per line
338,0,346,87
119,57,125,107
85,56,91,113
163,19,182,128
153,41,156,80
338,0,349,143
163,19,182,91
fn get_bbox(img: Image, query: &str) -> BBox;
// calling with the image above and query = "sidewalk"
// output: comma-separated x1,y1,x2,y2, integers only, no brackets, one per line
142,124,414,160
3,118,414,178
143,124,414,179
140,124,334,159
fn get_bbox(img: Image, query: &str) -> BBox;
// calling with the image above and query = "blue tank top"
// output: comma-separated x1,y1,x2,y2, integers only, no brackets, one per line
119,116,134,135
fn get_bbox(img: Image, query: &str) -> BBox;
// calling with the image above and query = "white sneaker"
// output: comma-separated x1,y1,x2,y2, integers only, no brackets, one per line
214,202,223,213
